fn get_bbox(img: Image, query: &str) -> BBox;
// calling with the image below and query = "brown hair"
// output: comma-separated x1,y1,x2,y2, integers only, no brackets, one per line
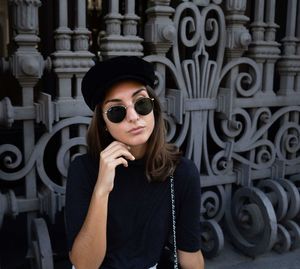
86,86,181,182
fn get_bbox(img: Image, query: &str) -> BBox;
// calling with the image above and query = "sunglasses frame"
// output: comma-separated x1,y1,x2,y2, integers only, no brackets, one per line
103,97,155,123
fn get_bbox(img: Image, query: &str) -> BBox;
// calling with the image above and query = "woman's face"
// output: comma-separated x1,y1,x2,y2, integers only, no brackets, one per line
101,80,155,158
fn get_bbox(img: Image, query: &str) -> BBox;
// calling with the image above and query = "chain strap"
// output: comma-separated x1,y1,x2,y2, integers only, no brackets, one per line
170,175,179,269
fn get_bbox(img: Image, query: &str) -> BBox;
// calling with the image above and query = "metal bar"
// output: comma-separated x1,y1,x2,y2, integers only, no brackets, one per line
76,0,86,28
234,96,300,108
201,164,300,187
286,0,297,38
58,0,68,28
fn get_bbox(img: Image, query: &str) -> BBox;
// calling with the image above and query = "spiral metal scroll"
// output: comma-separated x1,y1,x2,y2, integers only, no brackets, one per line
283,220,300,250
225,186,278,257
201,186,226,222
201,219,224,258
0,116,90,193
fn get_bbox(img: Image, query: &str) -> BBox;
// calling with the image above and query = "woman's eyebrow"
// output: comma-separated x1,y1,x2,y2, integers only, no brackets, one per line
104,98,122,105
104,88,147,105
132,88,147,97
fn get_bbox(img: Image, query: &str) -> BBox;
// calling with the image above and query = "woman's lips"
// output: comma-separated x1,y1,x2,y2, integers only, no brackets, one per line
128,126,145,134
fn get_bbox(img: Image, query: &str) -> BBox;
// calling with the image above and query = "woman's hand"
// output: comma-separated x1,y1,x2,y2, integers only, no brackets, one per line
95,141,135,195
178,250,204,269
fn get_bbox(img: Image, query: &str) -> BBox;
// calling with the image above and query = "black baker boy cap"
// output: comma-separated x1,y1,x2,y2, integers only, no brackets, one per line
81,56,156,111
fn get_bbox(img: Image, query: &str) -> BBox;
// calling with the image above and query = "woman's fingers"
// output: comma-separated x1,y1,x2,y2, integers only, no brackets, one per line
112,157,128,168
102,141,129,153
104,148,135,162
99,141,135,175
101,142,135,161
96,141,135,194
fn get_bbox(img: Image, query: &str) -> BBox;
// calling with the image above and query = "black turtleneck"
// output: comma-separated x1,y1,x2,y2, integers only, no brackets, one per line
65,153,201,269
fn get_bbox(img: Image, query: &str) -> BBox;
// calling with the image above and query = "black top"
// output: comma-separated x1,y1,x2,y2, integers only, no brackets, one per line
65,154,201,269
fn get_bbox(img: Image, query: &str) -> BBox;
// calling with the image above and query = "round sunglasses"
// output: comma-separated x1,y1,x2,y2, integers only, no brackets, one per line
104,97,154,123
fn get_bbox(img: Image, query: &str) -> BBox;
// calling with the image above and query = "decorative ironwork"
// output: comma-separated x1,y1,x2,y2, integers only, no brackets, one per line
0,0,300,268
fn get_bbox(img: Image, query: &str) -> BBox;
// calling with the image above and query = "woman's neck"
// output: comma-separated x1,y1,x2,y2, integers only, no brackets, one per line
130,144,147,160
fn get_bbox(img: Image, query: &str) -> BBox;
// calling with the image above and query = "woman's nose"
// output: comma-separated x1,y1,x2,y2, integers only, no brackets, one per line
126,105,139,122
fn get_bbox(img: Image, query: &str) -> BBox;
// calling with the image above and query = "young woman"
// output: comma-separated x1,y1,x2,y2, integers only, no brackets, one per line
65,56,204,269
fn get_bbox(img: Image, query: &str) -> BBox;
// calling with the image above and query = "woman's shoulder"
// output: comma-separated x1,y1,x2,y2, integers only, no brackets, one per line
67,153,99,189
176,156,199,175
68,153,98,179
69,153,97,168
174,156,201,194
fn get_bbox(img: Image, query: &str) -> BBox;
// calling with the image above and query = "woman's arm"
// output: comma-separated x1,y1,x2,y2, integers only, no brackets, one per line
70,190,109,269
178,250,205,269
69,141,135,269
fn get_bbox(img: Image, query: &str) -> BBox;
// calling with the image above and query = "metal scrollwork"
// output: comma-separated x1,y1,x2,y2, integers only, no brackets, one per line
199,185,226,259
30,218,54,269
201,219,224,258
256,179,288,221
282,220,300,250
0,144,22,170
290,175,300,218
0,117,90,193
273,224,291,253
276,179,300,220
201,185,226,222
146,2,227,166
56,137,87,178
225,186,277,257
275,122,300,165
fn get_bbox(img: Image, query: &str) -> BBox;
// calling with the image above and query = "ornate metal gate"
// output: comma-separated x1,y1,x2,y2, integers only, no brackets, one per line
0,0,300,268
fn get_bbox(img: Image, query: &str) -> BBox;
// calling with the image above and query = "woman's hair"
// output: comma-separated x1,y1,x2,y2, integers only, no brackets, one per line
86,85,181,182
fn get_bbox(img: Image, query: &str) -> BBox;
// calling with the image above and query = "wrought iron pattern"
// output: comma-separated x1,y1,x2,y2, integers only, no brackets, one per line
0,0,300,268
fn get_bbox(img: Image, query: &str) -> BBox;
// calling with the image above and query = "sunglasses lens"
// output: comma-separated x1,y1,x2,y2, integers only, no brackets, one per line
135,98,154,115
106,106,126,123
